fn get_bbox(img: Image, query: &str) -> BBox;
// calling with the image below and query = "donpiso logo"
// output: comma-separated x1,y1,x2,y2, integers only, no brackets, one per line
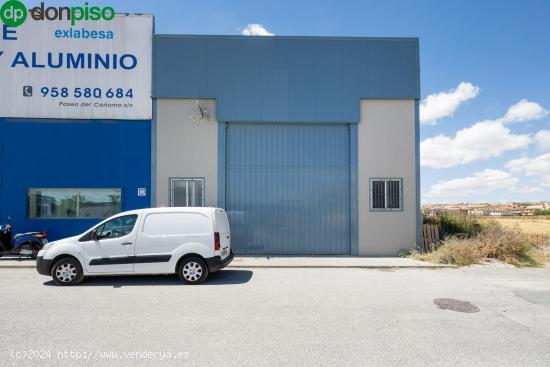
0,1,115,27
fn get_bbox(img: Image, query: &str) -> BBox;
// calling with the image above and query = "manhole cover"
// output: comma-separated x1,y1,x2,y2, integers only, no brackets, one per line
433,298,480,313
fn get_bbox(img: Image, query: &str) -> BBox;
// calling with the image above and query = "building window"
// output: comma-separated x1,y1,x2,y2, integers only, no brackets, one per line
370,179,402,211
28,188,122,219
170,178,205,207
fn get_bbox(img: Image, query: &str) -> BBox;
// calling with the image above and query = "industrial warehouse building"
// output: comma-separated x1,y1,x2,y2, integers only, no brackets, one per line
0,16,420,256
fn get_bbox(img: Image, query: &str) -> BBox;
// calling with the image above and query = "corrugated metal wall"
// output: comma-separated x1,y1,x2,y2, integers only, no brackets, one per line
154,36,420,123
226,123,351,255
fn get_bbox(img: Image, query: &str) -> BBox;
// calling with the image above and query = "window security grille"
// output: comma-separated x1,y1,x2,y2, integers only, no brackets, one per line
370,179,402,211
170,178,205,207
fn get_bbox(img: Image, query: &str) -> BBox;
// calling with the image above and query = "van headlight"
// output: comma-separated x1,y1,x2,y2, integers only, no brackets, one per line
41,242,55,251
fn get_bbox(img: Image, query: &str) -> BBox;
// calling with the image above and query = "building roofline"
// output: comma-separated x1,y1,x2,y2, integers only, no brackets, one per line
153,34,419,42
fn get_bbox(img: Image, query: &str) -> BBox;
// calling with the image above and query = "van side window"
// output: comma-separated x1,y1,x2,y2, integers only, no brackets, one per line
96,215,138,239
142,213,211,236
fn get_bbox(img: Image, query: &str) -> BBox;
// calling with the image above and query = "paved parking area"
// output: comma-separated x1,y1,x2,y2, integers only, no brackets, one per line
1,266,549,366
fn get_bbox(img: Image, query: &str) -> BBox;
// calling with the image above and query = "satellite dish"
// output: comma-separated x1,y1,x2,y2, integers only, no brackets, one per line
197,100,208,119
190,100,208,124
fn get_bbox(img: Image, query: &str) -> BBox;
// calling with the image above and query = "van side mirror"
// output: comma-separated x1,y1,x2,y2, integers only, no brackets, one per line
91,229,101,241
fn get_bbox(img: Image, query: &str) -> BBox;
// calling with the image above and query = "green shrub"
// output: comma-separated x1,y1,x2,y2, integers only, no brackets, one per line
423,214,481,238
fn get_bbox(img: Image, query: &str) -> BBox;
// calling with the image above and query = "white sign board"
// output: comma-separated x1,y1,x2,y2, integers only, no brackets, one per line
0,14,152,119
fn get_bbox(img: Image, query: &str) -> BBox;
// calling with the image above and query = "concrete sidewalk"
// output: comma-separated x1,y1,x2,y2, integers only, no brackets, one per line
229,256,452,268
0,256,452,269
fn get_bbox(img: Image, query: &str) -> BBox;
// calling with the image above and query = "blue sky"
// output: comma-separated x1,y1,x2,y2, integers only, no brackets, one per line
35,0,550,203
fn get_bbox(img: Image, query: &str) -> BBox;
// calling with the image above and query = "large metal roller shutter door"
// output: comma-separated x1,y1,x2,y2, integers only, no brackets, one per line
226,123,351,255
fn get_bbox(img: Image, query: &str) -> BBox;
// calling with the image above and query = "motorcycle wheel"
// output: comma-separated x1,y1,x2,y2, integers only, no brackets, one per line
18,244,35,258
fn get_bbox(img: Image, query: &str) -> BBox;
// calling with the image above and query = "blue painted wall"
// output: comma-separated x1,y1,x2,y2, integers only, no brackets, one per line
154,36,419,123
0,118,151,240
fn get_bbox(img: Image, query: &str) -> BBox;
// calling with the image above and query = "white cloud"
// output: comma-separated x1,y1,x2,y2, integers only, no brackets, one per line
421,121,531,168
241,23,274,36
514,185,544,194
421,99,548,169
534,130,550,150
505,153,550,186
426,169,519,197
502,99,548,124
420,82,479,126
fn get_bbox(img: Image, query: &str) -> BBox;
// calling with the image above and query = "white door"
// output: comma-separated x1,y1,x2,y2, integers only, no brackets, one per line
83,214,139,273
214,209,231,259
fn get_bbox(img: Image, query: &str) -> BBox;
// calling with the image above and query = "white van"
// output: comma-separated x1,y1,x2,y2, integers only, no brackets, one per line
36,207,233,285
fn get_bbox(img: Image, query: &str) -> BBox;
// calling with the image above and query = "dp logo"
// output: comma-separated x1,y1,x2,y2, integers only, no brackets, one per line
0,0,27,27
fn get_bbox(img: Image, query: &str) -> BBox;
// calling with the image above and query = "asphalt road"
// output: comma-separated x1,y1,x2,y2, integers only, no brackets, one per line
1,266,549,367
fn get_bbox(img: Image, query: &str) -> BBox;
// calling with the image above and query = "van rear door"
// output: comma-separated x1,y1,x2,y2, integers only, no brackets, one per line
214,209,231,259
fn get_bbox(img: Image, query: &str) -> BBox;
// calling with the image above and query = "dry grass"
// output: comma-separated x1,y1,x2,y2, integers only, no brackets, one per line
483,217,550,236
415,220,547,267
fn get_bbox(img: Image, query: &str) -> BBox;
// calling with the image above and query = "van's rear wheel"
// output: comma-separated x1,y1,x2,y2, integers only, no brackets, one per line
51,257,84,286
178,257,208,284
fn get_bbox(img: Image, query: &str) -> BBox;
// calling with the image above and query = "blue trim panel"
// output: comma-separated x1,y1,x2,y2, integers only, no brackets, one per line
154,36,420,123
414,38,421,249
151,98,158,207
217,122,227,209
150,16,157,207
349,124,358,256
0,118,151,241
415,99,421,249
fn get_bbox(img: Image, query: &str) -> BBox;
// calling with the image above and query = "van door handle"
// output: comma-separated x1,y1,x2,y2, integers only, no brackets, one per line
121,242,133,246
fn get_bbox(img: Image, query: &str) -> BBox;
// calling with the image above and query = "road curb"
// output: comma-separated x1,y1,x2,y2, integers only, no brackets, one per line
227,265,455,269
0,263,455,270
0,258,456,270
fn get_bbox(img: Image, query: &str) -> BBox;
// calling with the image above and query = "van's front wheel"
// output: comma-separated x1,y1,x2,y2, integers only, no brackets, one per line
178,257,208,284
51,257,84,286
